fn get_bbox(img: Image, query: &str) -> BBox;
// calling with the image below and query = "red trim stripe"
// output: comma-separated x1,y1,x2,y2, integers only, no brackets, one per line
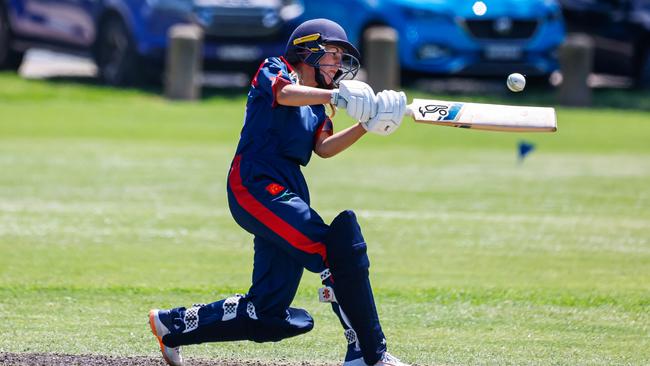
313,117,333,146
251,59,267,87
271,73,292,108
229,155,327,260
280,56,295,73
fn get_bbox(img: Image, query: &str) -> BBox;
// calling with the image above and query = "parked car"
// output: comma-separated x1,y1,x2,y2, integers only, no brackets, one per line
559,0,650,88
300,0,566,79
0,0,304,85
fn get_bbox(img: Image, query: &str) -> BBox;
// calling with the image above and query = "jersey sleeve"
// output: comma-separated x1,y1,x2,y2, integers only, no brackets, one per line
251,57,295,108
313,109,334,147
316,117,333,136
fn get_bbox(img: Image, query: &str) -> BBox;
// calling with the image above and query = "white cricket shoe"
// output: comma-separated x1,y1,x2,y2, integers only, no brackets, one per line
344,352,410,366
343,357,367,366
149,309,183,366
374,352,411,366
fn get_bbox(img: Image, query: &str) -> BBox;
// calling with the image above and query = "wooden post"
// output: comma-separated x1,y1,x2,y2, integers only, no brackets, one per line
165,24,203,101
558,33,594,107
364,26,399,92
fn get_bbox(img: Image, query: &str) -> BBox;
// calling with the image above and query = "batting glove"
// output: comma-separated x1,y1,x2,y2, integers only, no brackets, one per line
331,80,376,123
361,90,407,136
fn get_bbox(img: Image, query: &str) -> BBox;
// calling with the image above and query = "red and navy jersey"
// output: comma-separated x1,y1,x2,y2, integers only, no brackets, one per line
235,57,333,166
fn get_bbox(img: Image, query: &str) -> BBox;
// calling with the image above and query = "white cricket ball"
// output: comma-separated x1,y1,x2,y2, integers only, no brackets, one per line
507,73,526,92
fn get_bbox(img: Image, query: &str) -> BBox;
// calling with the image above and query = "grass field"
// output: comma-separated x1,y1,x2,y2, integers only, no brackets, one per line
0,73,649,365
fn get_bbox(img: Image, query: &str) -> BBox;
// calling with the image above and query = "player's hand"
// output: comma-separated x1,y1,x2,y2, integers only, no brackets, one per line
331,80,376,123
361,90,407,136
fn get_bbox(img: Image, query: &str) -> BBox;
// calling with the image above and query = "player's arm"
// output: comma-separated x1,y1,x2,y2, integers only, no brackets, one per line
313,87,408,157
275,84,333,106
277,81,376,124
314,123,366,159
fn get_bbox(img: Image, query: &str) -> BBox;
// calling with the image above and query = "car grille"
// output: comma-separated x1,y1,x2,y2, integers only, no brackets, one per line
199,8,283,39
463,19,539,40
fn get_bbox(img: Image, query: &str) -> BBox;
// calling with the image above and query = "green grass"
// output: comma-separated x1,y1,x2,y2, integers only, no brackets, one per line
0,72,649,365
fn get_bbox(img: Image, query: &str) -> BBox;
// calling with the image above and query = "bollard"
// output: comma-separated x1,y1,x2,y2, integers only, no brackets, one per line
165,24,203,101
558,33,594,107
364,26,399,92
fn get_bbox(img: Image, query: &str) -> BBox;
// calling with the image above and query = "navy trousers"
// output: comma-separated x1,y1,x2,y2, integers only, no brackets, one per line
161,154,381,363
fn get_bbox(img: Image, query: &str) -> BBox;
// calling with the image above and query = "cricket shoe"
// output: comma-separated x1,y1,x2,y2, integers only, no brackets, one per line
343,357,367,366
149,309,183,366
374,352,410,366
343,352,410,366
343,356,368,366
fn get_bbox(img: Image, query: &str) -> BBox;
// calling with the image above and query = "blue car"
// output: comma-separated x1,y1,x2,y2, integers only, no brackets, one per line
0,0,305,85
560,0,650,88
300,0,566,78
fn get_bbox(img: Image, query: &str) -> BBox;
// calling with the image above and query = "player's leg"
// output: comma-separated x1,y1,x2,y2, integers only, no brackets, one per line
228,157,376,361
322,210,411,366
152,236,312,350
228,157,405,365
229,160,402,364
320,272,409,366
320,284,365,365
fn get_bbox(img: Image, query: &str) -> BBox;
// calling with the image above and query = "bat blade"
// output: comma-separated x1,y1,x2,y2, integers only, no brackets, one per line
407,98,557,132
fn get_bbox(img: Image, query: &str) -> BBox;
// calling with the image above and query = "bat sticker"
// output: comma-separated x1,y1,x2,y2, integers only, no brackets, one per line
418,103,463,121
419,104,449,117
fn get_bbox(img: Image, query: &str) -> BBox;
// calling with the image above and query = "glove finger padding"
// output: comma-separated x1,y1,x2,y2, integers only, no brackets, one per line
394,91,407,123
381,90,406,124
347,96,360,122
363,87,377,122
363,90,407,136
337,80,376,123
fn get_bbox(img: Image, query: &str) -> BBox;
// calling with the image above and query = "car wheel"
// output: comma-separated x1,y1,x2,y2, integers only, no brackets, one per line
96,16,140,86
0,5,24,70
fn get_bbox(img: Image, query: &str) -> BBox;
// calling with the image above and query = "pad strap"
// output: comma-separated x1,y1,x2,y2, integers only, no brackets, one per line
222,294,243,321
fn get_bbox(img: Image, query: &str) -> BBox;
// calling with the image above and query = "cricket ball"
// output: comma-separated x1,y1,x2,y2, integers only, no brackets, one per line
507,73,526,92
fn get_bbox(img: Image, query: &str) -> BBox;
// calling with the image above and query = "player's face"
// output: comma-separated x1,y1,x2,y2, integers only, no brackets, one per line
317,46,343,86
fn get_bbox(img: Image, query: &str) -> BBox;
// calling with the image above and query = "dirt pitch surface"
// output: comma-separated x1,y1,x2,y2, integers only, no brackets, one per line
0,353,333,366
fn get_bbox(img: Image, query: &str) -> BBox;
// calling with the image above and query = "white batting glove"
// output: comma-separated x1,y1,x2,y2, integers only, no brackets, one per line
361,90,407,136
331,80,376,123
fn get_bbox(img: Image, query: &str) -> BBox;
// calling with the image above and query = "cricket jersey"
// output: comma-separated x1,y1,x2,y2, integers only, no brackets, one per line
235,56,332,167
227,56,333,278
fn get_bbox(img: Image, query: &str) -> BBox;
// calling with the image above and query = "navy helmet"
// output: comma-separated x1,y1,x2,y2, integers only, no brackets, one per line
285,18,360,88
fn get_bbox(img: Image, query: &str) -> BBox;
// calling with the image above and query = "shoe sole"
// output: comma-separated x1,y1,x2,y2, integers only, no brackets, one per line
149,309,176,366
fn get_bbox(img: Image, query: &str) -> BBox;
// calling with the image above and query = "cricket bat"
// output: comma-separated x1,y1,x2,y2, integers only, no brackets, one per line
406,99,557,132
338,97,557,132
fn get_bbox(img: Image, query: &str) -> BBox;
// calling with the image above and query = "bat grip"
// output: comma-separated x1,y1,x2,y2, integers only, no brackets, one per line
405,105,414,117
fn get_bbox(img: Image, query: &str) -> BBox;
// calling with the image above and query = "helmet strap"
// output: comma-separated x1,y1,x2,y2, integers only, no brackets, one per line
313,65,334,89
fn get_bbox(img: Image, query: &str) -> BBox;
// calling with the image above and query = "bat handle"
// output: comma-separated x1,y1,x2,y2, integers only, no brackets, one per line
404,104,414,117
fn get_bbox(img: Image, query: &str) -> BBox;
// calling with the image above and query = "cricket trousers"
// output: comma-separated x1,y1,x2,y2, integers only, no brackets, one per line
160,154,386,364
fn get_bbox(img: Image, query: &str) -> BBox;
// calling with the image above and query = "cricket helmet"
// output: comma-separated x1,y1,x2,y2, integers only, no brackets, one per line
284,18,360,88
